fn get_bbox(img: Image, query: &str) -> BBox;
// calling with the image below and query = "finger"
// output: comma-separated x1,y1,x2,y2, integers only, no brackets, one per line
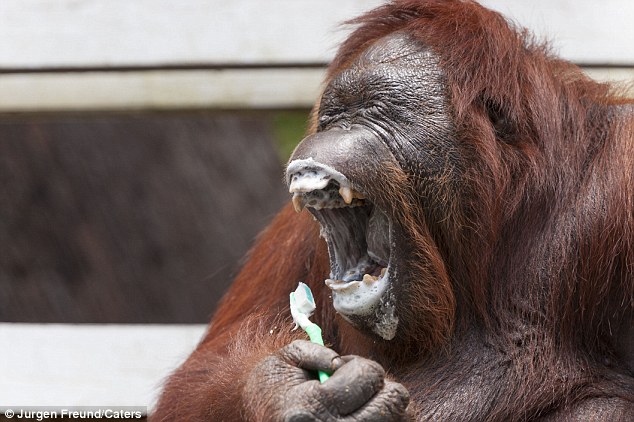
283,409,317,422
280,340,343,374
345,380,410,422
336,354,366,365
320,357,385,416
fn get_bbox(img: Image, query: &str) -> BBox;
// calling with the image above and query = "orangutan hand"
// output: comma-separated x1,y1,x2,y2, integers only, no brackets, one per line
244,340,410,421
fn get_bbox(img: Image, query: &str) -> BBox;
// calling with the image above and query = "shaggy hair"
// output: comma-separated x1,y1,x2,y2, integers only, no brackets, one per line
153,2,633,420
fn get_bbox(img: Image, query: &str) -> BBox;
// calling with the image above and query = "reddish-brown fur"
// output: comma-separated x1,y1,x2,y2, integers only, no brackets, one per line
153,1,633,420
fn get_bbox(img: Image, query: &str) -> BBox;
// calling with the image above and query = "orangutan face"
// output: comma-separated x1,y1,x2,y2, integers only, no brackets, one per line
286,32,457,340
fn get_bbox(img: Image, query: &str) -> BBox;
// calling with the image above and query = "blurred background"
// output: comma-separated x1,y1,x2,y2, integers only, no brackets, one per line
0,109,305,323
0,0,632,412
1,0,633,324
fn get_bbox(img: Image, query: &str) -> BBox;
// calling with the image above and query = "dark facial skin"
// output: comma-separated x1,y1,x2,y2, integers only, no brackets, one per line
244,32,456,420
317,32,456,175
287,32,458,338
293,31,458,204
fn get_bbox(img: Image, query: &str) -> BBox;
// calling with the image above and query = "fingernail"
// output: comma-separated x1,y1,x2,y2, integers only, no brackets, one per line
331,356,344,371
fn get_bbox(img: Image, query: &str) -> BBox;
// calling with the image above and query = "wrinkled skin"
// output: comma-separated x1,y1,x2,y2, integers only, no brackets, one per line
244,340,409,421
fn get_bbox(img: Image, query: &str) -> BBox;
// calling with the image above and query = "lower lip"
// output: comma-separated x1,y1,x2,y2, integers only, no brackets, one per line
324,267,391,317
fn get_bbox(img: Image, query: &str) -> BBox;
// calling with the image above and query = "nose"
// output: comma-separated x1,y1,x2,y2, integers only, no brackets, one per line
286,127,377,212
285,128,359,211
286,127,362,178
285,124,384,182
285,125,395,211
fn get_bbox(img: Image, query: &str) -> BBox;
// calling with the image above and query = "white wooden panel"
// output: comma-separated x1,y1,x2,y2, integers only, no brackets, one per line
482,0,634,65
0,324,207,410
0,0,632,69
0,67,630,112
583,68,634,91
0,68,326,111
0,0,382,69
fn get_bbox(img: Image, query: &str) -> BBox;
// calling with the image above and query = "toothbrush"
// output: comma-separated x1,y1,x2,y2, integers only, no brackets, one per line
289,282,330,383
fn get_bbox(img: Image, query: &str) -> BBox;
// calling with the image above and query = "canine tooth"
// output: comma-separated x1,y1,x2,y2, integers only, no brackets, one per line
380,267,387,277
292,194,304,212
339,186,353,204
363,274,379,284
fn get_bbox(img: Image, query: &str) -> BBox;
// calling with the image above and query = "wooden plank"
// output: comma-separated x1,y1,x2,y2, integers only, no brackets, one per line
0,68,326,111
0,0,380,69
0,0,632,70
0,323,207,409
583,68,634,93
0,67,631,112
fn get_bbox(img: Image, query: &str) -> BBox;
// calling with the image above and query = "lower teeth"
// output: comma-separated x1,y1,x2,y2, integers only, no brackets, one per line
363,274,379,284
331,267,387,287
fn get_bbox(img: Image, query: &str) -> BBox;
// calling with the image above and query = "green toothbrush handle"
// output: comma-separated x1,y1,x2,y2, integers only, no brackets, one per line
304,323,330,383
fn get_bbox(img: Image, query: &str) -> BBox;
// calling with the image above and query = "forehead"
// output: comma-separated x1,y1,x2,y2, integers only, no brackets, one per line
325,31,446,104
356,31,432,66
328,31,442,88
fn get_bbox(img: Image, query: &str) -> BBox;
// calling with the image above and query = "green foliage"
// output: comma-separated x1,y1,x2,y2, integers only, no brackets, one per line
272,111,310,163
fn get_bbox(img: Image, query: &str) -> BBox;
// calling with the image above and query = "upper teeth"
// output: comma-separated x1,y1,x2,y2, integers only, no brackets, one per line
291,190,366,212
287,159,365,212
338,186,366,205
339,186,353,204
292,194,305,212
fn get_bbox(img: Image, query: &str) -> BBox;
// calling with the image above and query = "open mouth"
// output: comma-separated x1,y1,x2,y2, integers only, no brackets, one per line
287,159,398,339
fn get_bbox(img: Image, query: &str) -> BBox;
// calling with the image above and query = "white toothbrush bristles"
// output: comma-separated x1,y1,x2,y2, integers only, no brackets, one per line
290,282,316,330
